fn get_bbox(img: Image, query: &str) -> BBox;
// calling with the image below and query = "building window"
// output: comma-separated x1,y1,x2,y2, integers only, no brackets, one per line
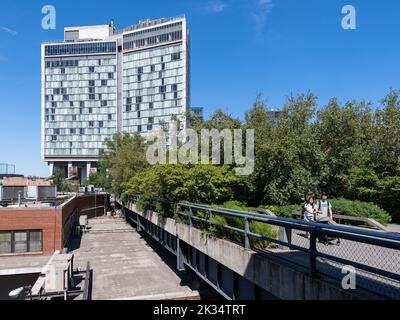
89,108,93,114
89,80,95,87
80,101,85,107
148,117,154,124
151,65,155,72
70,128,76,134
137,125,142,133
138,67,143,74
137,75,141,82
72,115,77,121
136,96,142,103
159,86,166,94
70,101,74,107
172,84,178,92
108,114,112,120
171,52,180,61
126,105,132,112
63,95,69,101
101,100,108,107
0,230,43,254
89,94,95,100
89,87,95,94
99,121,104,128
89,66,95,73
101,80,107,86
136,104,140,111
0,232,12,254
161,63,165,70
108,73,113,79
13,232,28,253
149,102,154,109
147,124,153,131
80,128,85,135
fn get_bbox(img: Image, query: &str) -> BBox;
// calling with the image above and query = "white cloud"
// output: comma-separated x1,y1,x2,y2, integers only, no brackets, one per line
208,1,227,13
253,0,274,34
0,26,18,36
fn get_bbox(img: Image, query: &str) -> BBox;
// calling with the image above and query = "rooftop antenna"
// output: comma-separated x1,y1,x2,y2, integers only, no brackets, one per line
110,19,115,29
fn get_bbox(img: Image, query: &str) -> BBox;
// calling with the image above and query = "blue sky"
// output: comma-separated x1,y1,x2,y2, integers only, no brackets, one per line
0,0,399,176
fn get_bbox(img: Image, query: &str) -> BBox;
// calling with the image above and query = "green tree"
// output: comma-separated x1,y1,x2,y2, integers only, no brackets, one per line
99,132,149,194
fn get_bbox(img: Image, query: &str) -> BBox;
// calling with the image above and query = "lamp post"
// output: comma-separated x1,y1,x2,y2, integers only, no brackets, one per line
9,286,32,300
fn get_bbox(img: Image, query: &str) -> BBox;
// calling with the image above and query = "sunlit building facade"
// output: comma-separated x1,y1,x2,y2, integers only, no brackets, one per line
41,17,190,180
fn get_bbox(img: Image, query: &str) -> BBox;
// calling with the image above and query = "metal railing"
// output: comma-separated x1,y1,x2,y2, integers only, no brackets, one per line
125,195,400,299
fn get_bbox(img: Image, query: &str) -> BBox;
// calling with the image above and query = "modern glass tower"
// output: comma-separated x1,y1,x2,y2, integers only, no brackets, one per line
41,16,190,180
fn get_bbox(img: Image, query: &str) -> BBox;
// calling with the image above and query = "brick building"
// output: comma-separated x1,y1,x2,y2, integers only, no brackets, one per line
1,177,52,187
0,194,108,256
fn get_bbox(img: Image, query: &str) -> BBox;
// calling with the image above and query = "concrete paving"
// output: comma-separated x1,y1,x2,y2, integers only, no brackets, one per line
0,254,51,275
69,217,200,300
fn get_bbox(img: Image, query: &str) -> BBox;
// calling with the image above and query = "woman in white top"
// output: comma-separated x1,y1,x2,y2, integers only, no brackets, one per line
303,194,318,238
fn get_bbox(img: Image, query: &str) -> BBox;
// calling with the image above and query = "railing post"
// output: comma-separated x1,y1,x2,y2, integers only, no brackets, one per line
188,207,193,227
278,226,292,249
176,237,185,271
309,229,317,275
136,214,141,232
244,218,250,249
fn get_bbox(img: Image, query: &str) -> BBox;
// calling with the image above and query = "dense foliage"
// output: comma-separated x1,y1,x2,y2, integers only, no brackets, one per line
97,90,400,222
52,168,78,192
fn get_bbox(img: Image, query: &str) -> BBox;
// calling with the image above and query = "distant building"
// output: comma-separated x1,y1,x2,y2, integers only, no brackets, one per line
0,163,16,175
42,16,191,181
191,106,204,121
0,163,23,180
1,177,52,187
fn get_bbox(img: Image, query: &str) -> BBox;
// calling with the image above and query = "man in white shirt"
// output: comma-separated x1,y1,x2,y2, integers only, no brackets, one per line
315,194,333,222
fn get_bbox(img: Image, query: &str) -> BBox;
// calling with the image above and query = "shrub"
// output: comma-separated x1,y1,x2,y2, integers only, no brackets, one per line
330,198,391,225
265,204,301,218
266,199,391,225
206,201,278,249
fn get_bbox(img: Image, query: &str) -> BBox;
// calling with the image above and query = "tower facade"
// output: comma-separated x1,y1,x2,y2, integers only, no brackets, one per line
41,16,190,180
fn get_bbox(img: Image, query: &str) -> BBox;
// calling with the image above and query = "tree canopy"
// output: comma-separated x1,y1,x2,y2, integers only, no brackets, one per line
95,90,400,222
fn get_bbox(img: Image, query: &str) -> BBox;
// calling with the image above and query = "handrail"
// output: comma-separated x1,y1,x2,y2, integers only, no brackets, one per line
178,203,400,243
291,211,388,231
123,194,400,297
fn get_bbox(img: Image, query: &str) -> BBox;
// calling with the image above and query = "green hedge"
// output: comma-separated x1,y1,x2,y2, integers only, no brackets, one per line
208,201,278,249
266,199,391,225
265,205,301,218
330,198,391,225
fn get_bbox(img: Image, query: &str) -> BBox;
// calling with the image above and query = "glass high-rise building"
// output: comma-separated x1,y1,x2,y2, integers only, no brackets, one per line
41,16,190,180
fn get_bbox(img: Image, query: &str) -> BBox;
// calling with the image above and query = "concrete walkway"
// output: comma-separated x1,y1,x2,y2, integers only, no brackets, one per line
387,224,400,233
69,217,200,300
